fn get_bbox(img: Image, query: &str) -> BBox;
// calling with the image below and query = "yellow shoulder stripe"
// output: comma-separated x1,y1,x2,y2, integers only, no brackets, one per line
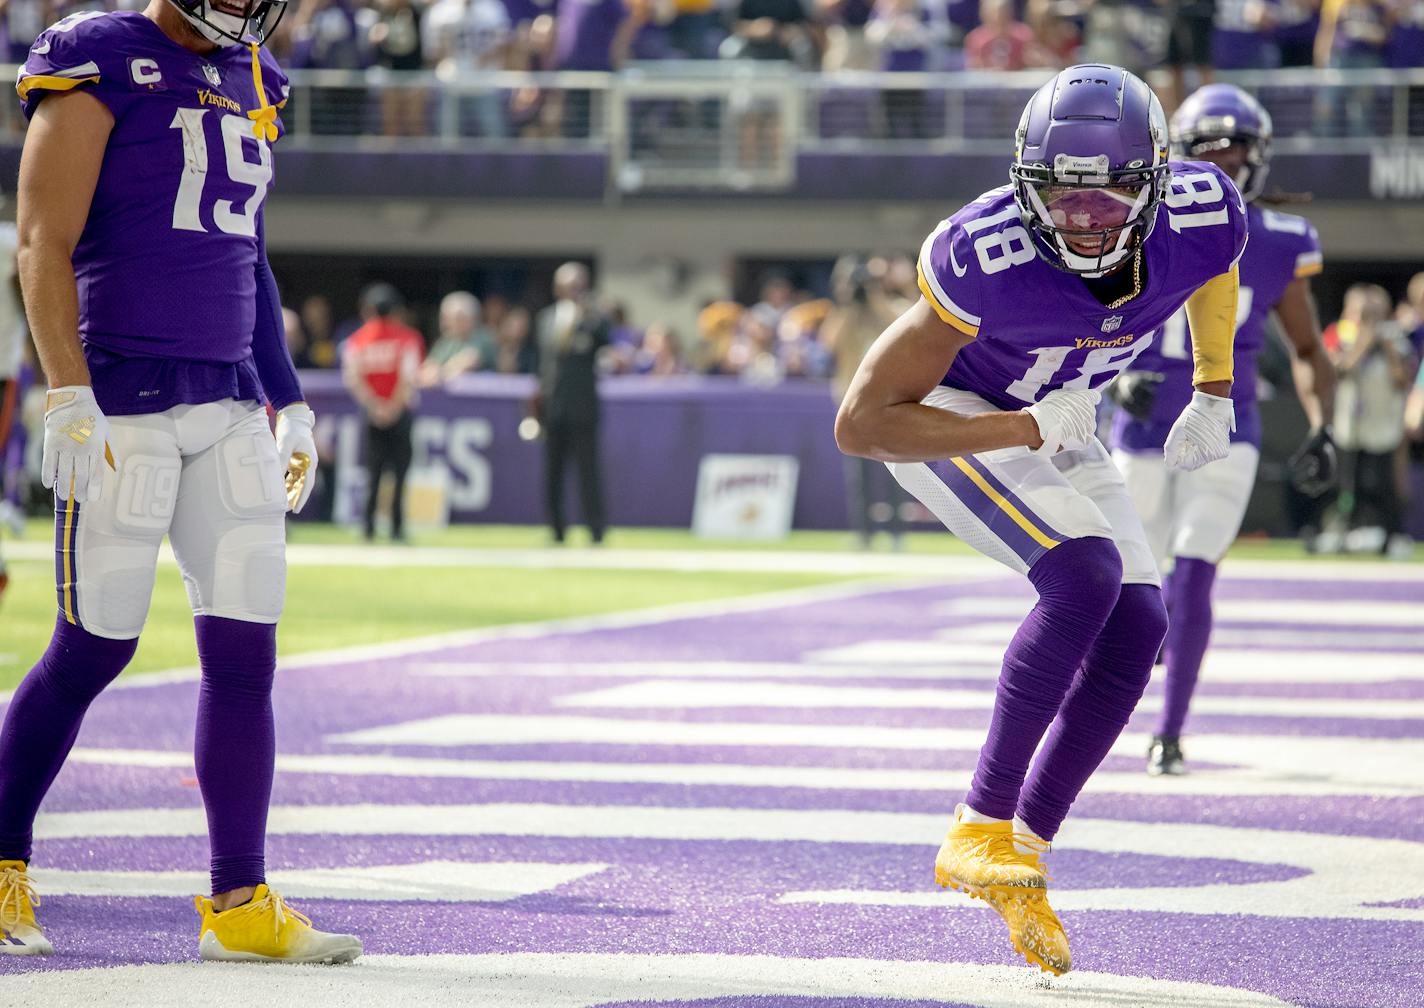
16,73,100,102
916,265,979,338
1294,263,1323,278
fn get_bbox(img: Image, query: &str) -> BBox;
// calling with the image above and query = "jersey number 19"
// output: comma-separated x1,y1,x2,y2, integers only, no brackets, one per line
169,108,271,238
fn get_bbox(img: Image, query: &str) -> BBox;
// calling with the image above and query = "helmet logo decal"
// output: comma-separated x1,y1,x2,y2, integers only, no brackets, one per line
1053,153,1110,183
203,64,223,86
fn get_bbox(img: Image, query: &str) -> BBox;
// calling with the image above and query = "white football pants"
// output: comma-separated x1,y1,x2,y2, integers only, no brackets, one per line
887,386,1160,586
54,398,287,639
1113,442,1260,566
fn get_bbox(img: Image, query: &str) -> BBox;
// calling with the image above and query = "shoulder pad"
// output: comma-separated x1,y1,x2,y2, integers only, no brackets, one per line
17,12,129,119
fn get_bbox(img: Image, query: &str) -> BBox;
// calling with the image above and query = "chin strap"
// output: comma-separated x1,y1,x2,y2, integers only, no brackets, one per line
247,41,279,142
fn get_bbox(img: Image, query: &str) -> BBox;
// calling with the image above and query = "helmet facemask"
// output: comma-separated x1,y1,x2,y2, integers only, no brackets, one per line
1175,125,1270,203
1012,153,1169,277
166,0,287,47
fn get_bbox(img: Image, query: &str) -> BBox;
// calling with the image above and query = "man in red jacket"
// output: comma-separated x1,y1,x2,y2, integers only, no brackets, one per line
342,284,424,542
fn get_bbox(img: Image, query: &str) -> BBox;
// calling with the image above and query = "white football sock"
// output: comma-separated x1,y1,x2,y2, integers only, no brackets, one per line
957,802,1008,825
1012,816,1050,855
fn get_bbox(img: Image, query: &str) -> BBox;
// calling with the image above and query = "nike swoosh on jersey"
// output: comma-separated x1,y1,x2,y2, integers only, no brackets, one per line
32,39,50,55
949,242,968,278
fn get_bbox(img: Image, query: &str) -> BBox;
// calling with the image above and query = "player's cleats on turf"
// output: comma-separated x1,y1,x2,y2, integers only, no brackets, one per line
196,884,362,964
935,809,1071,974
1147,734,1186,776
985,886,1072,976
934,804,1048,899
0,860,53,955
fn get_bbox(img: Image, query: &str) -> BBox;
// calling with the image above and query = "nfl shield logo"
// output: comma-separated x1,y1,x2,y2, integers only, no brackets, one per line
202,64,222,87
1100,315,1124,333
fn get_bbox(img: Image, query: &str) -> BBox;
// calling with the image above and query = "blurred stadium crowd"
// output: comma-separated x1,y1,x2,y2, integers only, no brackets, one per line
4,0,1420,135
182,0,1424,79
279,256,919,383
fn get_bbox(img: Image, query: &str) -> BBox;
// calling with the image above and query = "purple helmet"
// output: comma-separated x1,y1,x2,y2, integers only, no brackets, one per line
1011,65,1171,276
1172,84,1273,203
166,0,287,47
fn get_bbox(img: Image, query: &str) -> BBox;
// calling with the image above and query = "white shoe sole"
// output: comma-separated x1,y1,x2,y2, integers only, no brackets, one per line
0,934,54,956
199,930,362,964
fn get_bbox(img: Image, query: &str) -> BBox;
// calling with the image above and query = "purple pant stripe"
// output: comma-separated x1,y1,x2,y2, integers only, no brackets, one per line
53,496,81,627
959,453,1070,544
52,498,64,618
926,458,1053,568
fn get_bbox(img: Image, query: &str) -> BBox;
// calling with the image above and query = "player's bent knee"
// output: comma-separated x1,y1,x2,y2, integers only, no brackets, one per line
1031,536,1123,616
1117,583,1169,664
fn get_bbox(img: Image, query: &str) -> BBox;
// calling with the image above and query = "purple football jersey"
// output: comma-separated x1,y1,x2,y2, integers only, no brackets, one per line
1114,201,1322,451
17,11,288,415
918,160,1248,414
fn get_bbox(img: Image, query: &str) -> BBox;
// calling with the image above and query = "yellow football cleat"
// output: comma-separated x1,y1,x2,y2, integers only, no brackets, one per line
0,860,53,956
985,887,1072,975
934,805,1049,900
195,884,362,964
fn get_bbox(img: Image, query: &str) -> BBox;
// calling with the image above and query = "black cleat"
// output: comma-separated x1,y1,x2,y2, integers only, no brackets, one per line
1147,735,1185,776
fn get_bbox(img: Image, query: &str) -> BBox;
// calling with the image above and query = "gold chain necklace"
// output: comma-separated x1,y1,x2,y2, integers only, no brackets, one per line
1104,249,1143,311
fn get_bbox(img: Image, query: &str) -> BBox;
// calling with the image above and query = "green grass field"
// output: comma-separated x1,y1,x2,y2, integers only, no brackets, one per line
1,520,1412,692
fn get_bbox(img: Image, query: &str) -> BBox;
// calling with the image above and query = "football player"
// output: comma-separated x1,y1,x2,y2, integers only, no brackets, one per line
1107,84,1336,777
836,65,1246,974
0,0,361,962
0,222,18,607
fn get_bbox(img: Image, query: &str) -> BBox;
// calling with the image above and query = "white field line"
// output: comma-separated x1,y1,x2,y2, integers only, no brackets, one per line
0,953,1294,1008
68,746,1422,799
806,640,1424,683
412,660,1008,681
552,678,1424,721
8,537,1424,579
30,860,606,902
30,804,1424,922
325,714,1423,790
5,538,1006,577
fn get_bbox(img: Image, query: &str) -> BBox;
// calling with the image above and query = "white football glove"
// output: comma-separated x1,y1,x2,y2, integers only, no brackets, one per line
42,386,116,504
274,402,318,513
1024,389,1101,457
1164,390,1236,471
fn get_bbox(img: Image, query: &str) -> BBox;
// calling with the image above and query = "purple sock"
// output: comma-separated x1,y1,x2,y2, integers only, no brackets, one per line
963,537,1123,820
0,618,136,861
1019,583,1167,839
195,616,276,895
1156,557,1217,737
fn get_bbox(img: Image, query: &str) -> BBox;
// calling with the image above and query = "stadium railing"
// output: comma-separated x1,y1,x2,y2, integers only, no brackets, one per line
3,65,1420,195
